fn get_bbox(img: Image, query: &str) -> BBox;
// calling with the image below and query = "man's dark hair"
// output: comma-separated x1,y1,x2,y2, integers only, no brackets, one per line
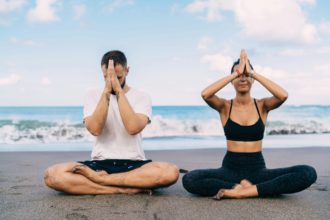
101,50,127,68
230,59,254,74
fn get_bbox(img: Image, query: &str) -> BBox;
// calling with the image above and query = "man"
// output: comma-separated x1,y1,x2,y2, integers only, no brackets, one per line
44,50,179,194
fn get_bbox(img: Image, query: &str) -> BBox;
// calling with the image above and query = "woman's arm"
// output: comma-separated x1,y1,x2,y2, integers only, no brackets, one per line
245,52,288,112
201,73,238,111
201,50,245,111
252,72,288,112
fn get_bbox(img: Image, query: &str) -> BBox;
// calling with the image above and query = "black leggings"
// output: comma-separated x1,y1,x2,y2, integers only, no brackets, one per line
182,151,317,197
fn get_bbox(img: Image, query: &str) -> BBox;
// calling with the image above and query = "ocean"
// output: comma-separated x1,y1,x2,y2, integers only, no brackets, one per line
0,105,330,151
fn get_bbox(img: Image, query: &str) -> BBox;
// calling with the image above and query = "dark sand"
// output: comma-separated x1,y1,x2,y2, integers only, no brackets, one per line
0,147,329,220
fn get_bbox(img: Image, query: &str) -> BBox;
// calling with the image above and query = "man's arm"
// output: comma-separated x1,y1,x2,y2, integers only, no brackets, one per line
84,61,113,136
109,62,149,135
84,91,110,136
116,90,149,135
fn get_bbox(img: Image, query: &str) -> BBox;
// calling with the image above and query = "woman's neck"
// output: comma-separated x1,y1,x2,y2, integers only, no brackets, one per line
234,93,252,105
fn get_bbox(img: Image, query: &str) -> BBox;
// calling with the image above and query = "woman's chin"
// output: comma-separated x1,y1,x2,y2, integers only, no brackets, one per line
236,88,250,93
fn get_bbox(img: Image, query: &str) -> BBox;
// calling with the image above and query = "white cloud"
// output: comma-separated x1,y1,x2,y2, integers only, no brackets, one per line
318,21,330,34
27,0,59,23
316,46,330,54
107,0,134,12
253,65,288,79
9,37,41,46
0,74,21,86
0,0,26,13
73,3,85,20
278,49,306,57
185,0,226,22
41,77,51,86
315,64,330,75
201,52,233,73
185,0,318,44
197,36,213,50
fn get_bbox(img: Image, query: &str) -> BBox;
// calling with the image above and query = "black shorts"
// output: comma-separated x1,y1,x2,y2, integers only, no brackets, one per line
78,159,152,174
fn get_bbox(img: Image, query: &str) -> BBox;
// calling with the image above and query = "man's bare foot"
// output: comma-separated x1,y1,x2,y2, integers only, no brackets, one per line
120,188,153,195
72,164,108,184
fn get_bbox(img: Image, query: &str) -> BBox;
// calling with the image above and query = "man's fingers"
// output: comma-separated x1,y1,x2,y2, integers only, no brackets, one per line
107,59,115,77
108,59,114,69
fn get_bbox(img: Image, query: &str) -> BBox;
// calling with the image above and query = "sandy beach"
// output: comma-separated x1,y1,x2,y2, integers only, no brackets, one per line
0,147,329,220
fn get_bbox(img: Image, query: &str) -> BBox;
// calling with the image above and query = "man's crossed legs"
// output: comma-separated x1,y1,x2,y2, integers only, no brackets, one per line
44,161,179,195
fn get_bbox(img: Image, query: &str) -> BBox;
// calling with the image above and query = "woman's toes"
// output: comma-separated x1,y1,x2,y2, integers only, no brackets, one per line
213,189,226,200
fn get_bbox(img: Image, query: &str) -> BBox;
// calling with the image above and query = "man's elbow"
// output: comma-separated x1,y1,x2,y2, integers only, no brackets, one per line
85,123,103,136
126,126,142,135
90,129,102,136
126,121,145,135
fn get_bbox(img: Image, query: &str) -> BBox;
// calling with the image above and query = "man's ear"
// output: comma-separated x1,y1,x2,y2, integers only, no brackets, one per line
101,65,107,77
126,66,130,76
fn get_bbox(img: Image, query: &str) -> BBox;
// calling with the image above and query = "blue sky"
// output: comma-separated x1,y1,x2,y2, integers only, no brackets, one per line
1,0,330,106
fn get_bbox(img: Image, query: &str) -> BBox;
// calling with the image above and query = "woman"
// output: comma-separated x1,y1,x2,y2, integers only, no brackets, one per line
182,49,317,199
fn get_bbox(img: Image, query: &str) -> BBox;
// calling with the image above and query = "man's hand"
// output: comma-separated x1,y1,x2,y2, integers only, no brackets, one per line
108,60,123,95
104,60,113,93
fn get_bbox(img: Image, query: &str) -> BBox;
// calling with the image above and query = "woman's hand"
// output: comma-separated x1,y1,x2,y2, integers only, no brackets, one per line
237,49,246,76
244,51,253,78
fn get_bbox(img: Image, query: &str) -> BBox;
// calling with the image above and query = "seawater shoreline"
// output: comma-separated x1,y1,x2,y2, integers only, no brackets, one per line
1,133,330,152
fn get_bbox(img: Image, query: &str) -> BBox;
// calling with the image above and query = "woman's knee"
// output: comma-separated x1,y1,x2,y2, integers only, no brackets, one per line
301,165,317,184
182,170,200,192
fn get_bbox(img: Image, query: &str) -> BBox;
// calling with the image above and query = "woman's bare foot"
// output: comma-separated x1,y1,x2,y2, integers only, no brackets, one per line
240,179,253,188
72,164,108,184
213,182,258,200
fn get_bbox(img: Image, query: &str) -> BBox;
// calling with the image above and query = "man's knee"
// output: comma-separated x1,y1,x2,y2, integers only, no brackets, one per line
153,162,179,186
44,164,67,190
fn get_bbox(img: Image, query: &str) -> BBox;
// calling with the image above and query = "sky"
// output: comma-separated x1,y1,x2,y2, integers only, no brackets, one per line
0,0,330,106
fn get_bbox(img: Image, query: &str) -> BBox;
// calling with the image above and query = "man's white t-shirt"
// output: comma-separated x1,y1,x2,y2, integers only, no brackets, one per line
83,88,152,161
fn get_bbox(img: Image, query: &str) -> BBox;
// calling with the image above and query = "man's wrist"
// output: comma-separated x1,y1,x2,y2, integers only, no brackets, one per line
102,89,111,101
116,89,124,97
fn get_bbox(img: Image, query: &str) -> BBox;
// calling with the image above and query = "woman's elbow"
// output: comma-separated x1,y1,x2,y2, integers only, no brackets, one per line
201,91,209,100
281,91,289,102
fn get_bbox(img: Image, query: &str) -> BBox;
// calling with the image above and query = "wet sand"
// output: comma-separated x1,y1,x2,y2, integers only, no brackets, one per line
0,147,329,220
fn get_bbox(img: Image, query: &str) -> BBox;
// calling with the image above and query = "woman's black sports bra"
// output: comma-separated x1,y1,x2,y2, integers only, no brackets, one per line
224,99,265,141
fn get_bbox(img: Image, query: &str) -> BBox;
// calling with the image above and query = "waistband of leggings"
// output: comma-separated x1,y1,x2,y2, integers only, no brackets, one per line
222,151,266,170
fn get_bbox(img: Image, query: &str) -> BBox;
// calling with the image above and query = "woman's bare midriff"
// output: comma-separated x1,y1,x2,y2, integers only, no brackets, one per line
227,140,262,152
